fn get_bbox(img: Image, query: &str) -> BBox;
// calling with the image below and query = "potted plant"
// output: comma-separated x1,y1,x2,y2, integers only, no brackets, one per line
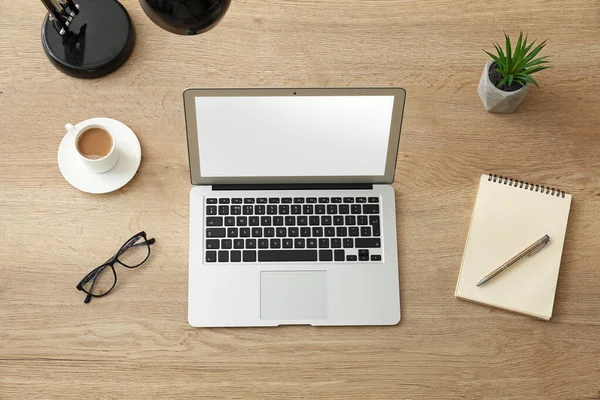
478,32,550,113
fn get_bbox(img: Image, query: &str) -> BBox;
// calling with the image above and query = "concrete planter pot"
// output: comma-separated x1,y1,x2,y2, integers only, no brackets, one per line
478,60,530,113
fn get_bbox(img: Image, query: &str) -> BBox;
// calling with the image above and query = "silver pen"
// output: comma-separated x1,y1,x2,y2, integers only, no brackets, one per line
476,235,550,287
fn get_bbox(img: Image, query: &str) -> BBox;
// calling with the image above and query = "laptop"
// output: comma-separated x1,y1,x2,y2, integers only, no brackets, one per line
184,88,406,327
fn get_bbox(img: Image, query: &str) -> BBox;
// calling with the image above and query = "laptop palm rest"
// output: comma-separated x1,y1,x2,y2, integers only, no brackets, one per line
260,271,328,321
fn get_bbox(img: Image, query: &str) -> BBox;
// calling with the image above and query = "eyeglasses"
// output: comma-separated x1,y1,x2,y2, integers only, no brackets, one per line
76,231,156,303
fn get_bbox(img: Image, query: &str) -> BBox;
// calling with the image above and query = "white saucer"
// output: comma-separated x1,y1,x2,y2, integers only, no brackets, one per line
58,118,141,194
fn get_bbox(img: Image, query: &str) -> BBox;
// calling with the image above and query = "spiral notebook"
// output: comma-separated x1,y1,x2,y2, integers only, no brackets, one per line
455,174,572,320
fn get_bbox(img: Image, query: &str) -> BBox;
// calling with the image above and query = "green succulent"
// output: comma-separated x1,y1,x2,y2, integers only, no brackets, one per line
484,32,551,89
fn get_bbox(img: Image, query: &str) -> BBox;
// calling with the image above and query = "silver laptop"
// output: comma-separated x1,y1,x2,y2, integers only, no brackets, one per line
184,88,406,327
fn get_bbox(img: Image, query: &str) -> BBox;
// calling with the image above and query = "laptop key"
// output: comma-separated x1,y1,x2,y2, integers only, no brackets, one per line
276,227,286,237
363,205,380,214
218,251,229,262
343,197,354,203
261,216,272,226
255,205,266,215
267,205,278,215
236,216,247,226
333,216,344,225
349,227,360,237
258,250,317,262
307,238,317,248
258,239,269,249
369,215,380,225
240,228,251,237
312,227,323,237
339,205,349,214
357,216,368,225
273,216,284,226
225,217,235,226
230,251,242,262
334,249,345,261
206,198,217,204
264,228,275,237
227,228,238,237
282,198,293,203
257,198,267,204
356,197,367,203
351,205,362,214
270,239,281,249
279,205,290,215
232,198,243,204
359,249,369,257
345,216,356,225
331,238,341,248
297,216,308,226
244,198,255,204
324,227,336,237
372,225,381,236
303,205,314,214
219,198,230,204
206,206,217,215
319,250,333,261
206,239,219,249
361,227,372,236
218,206,229,215
368,197,379,203
288,227,299,237
206,251,217,262
243,205,253,215
221,239,232,249
231,205,241,215
234,239,244,249
282,239,293,248
309,216,320,226
327,205,338,214
331,197,342,203
321,216,332,225
318,197,329,203
206,217,223,226
294,198,305,203
371,255,382,261
243,250,257,262
295,239,305,248
343,238,354,248
252,227,263,237
249,217,260,226
285,216,296,226
206,228,226,238
300,227,311,237
307,197,317,203
315,205,326,214
336,227,347,237
355,238,381,248
268,198,280,204
246,239,257,249
319,238,329,248
291,205,302,214
346,255,357,261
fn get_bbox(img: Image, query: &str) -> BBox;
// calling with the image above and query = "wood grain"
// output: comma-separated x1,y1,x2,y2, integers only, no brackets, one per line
1,0,600,398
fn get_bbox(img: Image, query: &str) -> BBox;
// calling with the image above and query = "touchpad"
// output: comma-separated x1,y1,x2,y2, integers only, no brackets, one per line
260,271,328,320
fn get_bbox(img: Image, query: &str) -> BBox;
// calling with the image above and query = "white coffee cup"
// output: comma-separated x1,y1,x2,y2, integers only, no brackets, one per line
66,122,119,174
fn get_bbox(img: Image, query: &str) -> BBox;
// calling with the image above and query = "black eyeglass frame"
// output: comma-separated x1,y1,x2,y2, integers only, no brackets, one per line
76,231,156,303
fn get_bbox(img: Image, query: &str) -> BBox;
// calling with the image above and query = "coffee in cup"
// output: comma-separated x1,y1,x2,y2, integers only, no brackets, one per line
77,127,113,160
66,122,119,174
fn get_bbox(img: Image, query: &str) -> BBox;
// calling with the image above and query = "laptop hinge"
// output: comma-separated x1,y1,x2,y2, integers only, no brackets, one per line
212,183,374,191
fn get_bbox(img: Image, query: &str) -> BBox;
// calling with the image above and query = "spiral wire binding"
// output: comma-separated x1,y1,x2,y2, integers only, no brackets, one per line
488,173,565,198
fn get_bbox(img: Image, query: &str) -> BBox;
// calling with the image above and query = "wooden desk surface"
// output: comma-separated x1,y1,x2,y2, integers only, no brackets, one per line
1,1,599,398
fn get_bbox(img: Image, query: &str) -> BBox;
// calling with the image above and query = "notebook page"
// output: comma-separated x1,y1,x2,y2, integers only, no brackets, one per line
455,174,572,320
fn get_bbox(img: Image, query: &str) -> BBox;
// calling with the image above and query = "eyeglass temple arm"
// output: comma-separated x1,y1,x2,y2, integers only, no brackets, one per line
120,238,156,253
83,273,99,303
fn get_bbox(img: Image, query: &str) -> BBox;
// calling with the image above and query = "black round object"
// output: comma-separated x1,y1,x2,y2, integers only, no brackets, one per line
42,0,135,79
139,0,231,35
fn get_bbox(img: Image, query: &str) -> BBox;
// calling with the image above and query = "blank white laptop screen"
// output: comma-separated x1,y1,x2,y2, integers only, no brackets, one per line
195,96,395,177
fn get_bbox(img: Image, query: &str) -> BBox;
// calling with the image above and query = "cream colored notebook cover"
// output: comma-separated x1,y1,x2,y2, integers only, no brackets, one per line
455,174,572,320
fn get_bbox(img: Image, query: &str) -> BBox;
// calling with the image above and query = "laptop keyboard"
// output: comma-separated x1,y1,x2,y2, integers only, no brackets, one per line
204,196,383,263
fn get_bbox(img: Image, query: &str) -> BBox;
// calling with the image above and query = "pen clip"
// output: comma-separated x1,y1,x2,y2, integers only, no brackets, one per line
528,235,550,256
